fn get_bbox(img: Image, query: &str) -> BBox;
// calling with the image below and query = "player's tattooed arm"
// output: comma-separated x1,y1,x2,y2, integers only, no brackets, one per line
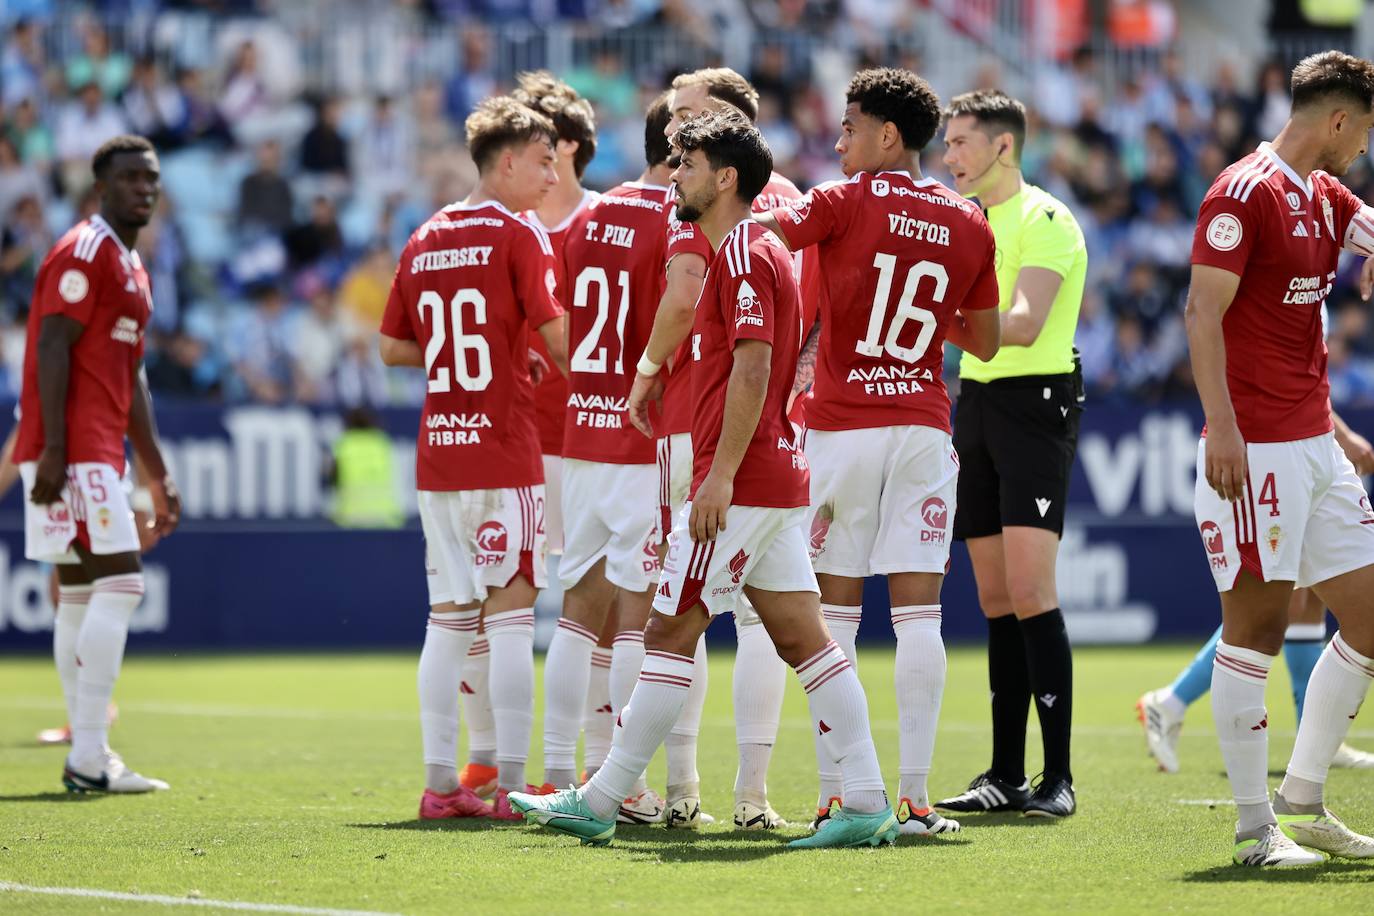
753,210,794,250
30,314,82,505
378,333,424,367
789,315,820,405
128,365,180,536
1185,264,1246,502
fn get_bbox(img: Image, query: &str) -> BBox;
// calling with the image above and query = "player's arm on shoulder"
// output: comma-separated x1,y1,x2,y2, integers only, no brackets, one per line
692,337,771,543
1000,266,1062,347
627,251,708,438
127,365,180,537
754,210,793,249
1332,408,1374,474
1185,263,1246,501
378,333,423,367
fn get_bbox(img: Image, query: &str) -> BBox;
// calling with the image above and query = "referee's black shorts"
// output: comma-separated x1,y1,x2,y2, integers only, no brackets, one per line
952,372,1082,540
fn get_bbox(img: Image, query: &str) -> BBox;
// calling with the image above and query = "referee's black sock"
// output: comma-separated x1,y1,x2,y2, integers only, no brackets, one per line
1022,608,1073,782
987,614,1030,785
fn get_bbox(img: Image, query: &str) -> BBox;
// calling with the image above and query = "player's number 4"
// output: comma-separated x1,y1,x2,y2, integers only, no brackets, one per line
858,254,945,364
420,289,493,393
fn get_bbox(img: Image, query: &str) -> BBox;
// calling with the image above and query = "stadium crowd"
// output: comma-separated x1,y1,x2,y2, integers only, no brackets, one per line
1,5,1373,408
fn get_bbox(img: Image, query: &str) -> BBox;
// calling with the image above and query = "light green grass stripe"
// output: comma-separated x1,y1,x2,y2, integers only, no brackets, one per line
0,881,400,916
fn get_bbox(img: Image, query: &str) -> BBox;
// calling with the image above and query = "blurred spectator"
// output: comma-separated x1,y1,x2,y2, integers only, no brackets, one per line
1,19,45,108
124,56,187,150
233,283,298,404
7,97,54,170
300,96,351,198
567,49,638,121
444,26,497,124
338,244,393,331
294,276,348,404
0,194,51,314
1253,59,1291,140
0,136,46,222
353,95,415,203
174,67,233,147
219,41,270,137
65,24,132,100
285,195,345,272
238,140,295,235
1036,45,1096,129
54,82,129,196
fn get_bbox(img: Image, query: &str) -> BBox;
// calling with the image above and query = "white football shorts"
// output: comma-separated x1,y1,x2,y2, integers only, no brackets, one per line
1193,432,1374,592
806,425,958,577
542,454,563,555
417,484,548,607
653,502,818,619
559,459,661,592
21,462,139,563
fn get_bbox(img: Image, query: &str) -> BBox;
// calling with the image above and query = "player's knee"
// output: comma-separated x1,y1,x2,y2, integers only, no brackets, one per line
643,610,701,658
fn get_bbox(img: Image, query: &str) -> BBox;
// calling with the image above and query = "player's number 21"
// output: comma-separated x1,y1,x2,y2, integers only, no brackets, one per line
419,289,492,393
571,266,631,375
857,254,944,364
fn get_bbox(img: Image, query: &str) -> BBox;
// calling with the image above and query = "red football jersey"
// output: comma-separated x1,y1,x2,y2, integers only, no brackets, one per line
524,190,598,455
689,219,808,508
1191,143,1361,443
561,182,670,464
660,172,819,437
773,171,999,433
15,216,152,471
381,201,563,491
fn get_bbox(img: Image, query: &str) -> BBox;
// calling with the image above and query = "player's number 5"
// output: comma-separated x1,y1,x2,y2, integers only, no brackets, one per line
420,288,493,393
857,254,944,364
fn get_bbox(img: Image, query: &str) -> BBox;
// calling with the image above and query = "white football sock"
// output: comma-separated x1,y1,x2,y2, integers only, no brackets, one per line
666,635,706,797
796,640,886,814
486,608,535,791
1212,640,1276,835
54,584,93,725
812,605,860,806
584,650,694,821
417,609,479,791
460,638,495,767
733,616,786,804
892,605,945,808
1282,632,1374,803
71,574,144,766
610,629,648,795
583,647,614,779
542,618,597,786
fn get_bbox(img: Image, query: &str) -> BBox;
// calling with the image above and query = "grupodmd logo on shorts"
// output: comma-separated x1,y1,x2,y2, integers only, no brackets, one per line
735,281,764,329
920,497,947,545
474,521,508,566
1206,214,1243,251
1199,520,1226,571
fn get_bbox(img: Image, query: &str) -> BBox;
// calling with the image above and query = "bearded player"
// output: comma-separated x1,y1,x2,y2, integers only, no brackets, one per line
379,96,567,821
1186,51,1374,866
513,109,897,849
758,67,1001,835
15,134,181,793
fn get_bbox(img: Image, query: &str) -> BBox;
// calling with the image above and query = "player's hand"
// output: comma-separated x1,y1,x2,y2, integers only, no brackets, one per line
1339,428,1374,474
528,347,550,386
29,446,66,505
689,470,732,542
148,475,181,538
1360,257,1374,302
628,371,664,439
1204,421,1248,502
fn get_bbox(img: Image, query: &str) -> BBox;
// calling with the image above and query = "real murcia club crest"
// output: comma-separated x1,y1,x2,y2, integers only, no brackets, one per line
1322,197,1335,240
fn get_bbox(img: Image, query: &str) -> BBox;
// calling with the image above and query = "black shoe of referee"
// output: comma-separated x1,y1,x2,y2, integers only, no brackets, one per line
1022,773,1076,818
934,770,1031,813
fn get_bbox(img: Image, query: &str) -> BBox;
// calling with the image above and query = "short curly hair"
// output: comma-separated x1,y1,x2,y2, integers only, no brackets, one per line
673,109,772,205
846,68,942,152
465,95,555,173
92,134,156,179
513,71,598,179
945,89,1028,160
1291,51,1374,112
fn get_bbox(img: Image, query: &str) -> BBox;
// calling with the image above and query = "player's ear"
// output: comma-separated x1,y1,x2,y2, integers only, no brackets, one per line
718,164,737,195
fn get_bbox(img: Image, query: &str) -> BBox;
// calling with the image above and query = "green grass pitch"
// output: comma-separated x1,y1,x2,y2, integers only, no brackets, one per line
1,646,1372,914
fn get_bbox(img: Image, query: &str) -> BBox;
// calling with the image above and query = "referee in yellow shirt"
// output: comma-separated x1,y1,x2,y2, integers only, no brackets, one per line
934,90,1087,819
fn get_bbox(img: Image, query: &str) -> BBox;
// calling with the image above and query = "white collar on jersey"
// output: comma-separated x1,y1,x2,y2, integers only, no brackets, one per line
1257,141,1314,198
874,170,938,188
89,213,142,268
524,188,598,234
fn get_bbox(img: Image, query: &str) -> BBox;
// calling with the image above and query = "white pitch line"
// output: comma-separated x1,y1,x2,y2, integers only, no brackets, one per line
0,881,400,916
1176,799,1236,807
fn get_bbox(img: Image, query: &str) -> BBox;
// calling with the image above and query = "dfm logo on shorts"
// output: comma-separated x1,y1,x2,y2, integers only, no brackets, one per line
641,535,662,575
474,521,508,566
1199,520,1227,571
920,497,947,545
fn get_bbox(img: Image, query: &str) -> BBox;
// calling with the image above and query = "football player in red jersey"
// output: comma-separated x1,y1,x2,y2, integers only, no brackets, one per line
537,94,694,816
512,110,896,849
625,66,800,831
1186,51,1374,867
757,68,1001,836
15,134,180,794
379,97,568,821
455,71,601,805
